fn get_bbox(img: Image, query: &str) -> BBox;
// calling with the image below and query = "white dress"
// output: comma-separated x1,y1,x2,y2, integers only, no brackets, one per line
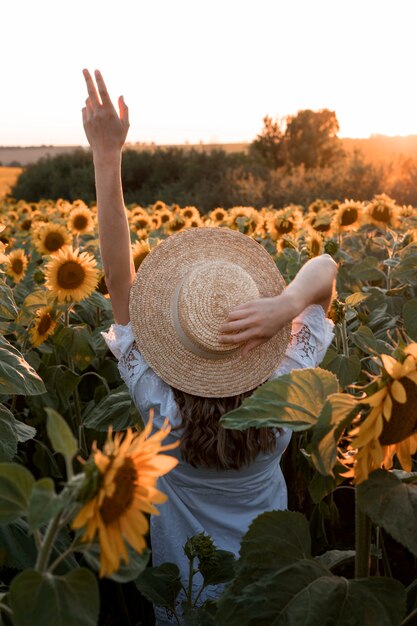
102,304,334,625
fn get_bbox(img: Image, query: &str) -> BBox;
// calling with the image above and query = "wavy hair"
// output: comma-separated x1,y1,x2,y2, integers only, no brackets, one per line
172,388,277,470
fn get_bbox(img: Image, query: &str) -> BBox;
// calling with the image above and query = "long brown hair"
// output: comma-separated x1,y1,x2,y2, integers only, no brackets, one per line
172,388,277,470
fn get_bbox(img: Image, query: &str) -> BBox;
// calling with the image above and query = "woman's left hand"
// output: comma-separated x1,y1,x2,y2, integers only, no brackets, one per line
219,292,298,356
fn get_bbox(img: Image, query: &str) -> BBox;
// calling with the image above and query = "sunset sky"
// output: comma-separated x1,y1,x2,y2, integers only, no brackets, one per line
2,0,416,146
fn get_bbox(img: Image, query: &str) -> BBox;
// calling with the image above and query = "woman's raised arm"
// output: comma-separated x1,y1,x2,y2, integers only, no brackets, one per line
82,69,135,325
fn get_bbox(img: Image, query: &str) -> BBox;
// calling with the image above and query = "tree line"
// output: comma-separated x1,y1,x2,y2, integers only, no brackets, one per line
10,109,417,211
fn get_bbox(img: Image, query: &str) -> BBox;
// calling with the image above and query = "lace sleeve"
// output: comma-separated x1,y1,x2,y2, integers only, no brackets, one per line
101,323,181,432
271,304,334,378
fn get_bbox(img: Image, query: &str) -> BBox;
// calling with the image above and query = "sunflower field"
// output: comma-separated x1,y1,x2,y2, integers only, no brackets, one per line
1,194,417,625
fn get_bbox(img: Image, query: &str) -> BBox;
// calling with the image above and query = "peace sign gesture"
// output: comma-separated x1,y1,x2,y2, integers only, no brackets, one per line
82,69,130,155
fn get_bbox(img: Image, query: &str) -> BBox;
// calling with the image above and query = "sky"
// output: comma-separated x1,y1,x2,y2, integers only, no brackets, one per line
2,0,417,146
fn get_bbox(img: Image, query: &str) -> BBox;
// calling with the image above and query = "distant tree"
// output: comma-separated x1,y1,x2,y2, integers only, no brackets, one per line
249,116,287,168
284,109,344,168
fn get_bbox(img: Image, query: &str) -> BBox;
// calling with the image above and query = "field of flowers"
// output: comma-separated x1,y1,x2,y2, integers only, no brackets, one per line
1,194,417,625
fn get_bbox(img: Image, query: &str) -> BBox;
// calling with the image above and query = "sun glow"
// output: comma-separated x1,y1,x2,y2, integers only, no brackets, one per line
1,0,416,145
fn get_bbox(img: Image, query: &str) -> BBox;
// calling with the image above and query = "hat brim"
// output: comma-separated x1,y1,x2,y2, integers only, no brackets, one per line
129,227,291,397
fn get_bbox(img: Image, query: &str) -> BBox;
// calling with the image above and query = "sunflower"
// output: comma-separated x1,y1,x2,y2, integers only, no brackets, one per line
132,240,151,271
267,206,303,240
6,249,28,283
181,206,201,221
68,206,95,234
33,223,72,255
208,207,228,225
228,206,262,236
148,214,162,230
365,193,400,229
307,210,334,234
151,200,168,213
305,229,324,257
29,306,57,347
165,214,188,233
333,200,365,232
157,209,172,226
0,225,7,264
348,344,417,483
44,246,99,302
132,214,151,231
72,417,178,577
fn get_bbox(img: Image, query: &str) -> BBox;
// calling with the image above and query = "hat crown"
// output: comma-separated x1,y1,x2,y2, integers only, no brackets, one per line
174,260,259,355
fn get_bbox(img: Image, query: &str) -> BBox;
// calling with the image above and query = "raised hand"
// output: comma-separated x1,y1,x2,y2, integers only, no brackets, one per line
82,69,129,155
219,293,298,356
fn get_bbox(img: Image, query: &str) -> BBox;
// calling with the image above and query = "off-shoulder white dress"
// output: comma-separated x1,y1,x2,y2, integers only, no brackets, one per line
103,304,334,625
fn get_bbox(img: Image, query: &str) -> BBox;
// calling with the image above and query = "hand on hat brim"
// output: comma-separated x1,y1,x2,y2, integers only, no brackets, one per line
219,293,298,355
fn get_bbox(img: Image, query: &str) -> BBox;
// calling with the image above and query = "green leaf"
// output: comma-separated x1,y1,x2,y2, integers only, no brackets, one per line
350,257,385,282
0,281,18,320
403,299,417,341
135,562,182,611
357,469,417,556
0,336,46,396
28,478,66,531
220,368,339,431
45,408,77,461
199,549,236,587
0,405,36,462
349,325,389,355
345,292,369,307
324,354,362,388
315,549,355,571
83,384,139,432
54,326,96,372
0,518,37,570
216,509,405,626
0,463,35,524
310,393,359,476
9,568,99,626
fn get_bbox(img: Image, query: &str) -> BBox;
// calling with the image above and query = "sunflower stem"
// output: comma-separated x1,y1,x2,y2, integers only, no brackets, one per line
47,539,83,573
401,606,417,626
340,319,350,359
354,489,372,578
64,304,86,454
35,511,62,573
186,557,195,609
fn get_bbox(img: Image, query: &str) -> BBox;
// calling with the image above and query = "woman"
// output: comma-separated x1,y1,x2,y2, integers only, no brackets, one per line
82,69,337,625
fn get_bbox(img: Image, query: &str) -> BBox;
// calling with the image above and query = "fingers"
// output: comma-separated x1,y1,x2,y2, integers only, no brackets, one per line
219,318,252,334
94,69,115,110
219,328,257,344
82,69,101,110
118,95,130,126
241,338,263,356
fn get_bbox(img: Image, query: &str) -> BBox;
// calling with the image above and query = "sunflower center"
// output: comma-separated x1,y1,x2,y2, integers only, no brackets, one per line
136,218,149,229
45,232,65,252
170,217,186,231
21,219,32,231
380,378,417,445
12,259,23,274
372,205,391,223
341,207,358,226
160,213,170,224
57,261,85,289
214,211,224,222
37,313,52,335
100,458,136,524
73,215,88,230
183,209,193,218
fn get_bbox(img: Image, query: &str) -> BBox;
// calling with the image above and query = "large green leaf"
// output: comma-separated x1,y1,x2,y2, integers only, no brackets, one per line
310,392,359,476
324,354,361,388
54,325,96,372
220,368,339,431
349,257,385,282
198,549,236,587
0,281,18,320
357,469,417,556
135,562,182,611
0,463,35,524
0,336,46,396
9,568,99,626
216,509,405,626
83,384,139,431
0,404,36,462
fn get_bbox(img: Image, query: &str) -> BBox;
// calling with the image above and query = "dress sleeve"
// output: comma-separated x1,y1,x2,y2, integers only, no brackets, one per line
102,323,181,434
271,304,334,378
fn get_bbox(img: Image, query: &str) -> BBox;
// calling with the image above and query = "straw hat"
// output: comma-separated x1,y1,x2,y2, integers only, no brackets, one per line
129,227,291,397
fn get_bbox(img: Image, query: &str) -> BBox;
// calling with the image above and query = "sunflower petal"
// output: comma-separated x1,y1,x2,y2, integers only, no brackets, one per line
391,380,407,403
381,354,403,379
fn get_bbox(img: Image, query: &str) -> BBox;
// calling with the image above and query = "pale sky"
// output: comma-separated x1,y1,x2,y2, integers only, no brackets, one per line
2,0,417,146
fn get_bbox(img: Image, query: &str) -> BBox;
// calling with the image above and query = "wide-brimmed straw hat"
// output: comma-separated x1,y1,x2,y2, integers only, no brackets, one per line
129,227,291,397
